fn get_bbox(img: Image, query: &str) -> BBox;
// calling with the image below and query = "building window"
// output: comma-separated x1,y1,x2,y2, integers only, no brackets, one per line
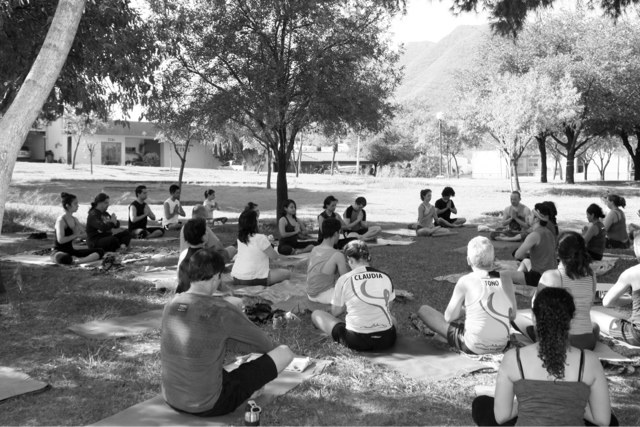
577,161,584,173
528,158,539,168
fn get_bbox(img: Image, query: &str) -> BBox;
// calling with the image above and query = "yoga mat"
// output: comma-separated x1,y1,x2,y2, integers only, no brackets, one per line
381,228,419,237
131,236,179,244
360,336,494,382
273,252,311,268
0,367,50,402
368,237,415,247
519,309,632,362
68,309,164,339
0,253,102,268
273,295,330,314
603,253,636,261
92,358,332,426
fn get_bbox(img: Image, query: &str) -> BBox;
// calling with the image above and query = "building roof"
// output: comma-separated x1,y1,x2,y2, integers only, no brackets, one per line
300,151,373,163
96,121,158,137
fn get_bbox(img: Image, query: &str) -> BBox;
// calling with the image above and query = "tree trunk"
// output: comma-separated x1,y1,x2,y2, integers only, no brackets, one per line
72,136,81,169
536,134,547,183
583,161,589,180
510,157,521,192
0,0,86,234
600,168,605,180
330,144,337,176
565,149,575,184
619,130,640,181
452,153,460,178
90,152,93,174
266,149,272,189
276,148,289,221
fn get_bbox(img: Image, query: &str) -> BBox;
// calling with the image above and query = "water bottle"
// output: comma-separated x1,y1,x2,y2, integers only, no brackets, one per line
244,400,261,426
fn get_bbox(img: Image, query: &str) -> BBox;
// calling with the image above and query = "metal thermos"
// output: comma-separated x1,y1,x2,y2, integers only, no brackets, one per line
244,400,261,426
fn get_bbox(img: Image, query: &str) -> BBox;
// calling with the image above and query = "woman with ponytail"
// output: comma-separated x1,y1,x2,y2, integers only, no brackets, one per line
472,287,616,426
583,204,606,261
604,194,629,248
86,193,131,252
51,193,104,265
513,232,599,350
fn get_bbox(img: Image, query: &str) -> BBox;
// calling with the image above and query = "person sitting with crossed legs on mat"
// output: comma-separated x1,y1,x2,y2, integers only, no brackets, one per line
591,239,640,348
129,185,165,239
203,189,228,225
490,191,532,242
163,184,186,231
414,189,455,237
417,236,517,354
179,205,236,261
161,249,294,417
343,196,382,241
435,186,466,228
306,217,349,304
311,241,396,351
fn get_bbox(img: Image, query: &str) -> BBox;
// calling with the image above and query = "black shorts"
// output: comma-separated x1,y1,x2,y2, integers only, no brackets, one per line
189,354,277,417
606,238,630,249
446,321,476,355
233,277,268,287
331,323,396,351
345,228,368,236
587,248,603,261
130,227,165,238
523,270,542,287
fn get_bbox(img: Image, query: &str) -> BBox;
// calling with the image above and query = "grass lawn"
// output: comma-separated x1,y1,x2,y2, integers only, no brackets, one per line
1,163,640,425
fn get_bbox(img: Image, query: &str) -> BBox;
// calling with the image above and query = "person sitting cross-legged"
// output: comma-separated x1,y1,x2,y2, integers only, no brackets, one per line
343,197,382,241
414,189,455,237
472,287,617,426
179,205,236,261
306,218,349,304
490,191,532,242
177,219,238,304
129,185,165,239
231,210,290,286
86,193,132,252
311,241,396,351
277,199,316,255
317,195,357,250
501,204,558,292
161,249,294,417
511,232,600,351
417,236,517,354
163,184,186,231
435,186,466,228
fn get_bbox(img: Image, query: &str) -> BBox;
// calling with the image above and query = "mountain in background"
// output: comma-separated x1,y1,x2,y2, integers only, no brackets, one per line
394,24,490,112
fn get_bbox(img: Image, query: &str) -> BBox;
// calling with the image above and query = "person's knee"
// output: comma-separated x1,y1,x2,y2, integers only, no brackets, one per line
267,345,294,373
278,245,293,255
52,252,72,265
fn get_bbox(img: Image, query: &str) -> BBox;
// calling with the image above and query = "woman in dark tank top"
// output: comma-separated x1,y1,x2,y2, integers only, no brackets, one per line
472,287,617,426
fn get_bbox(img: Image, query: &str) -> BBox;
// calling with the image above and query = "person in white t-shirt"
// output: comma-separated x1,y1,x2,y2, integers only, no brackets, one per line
163,184,186,230
311,241,396,351
231,209,290,286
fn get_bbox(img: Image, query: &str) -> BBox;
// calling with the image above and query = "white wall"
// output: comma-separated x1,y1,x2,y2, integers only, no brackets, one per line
160,141,222,169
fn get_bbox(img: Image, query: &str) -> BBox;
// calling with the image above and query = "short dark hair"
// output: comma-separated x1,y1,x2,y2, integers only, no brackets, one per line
135,185,146,197
169,184,180,194
204,189,215,198
441,187,455,198
355,197,367,207
323,195,338,209
183,218,206,246
420,189,431,201
188,249,225,282
90,193,109,210
245,202,258,211
321,217,342,239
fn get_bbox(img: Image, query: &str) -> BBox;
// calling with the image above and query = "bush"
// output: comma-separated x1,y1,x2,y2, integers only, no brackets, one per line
377,155,440,178
2,189,59,233
143,152,160,167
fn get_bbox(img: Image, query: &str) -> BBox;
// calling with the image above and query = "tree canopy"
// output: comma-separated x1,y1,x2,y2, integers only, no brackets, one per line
149,0,402,215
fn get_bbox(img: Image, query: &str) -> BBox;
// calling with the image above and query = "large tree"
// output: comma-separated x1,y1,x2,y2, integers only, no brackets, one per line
149,0,401,217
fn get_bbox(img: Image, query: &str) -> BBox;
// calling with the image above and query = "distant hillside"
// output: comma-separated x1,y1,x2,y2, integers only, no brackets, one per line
395,24,490,112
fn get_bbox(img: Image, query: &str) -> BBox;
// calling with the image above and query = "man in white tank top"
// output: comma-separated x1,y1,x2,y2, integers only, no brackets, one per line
163,184,186,230
417,236,517,354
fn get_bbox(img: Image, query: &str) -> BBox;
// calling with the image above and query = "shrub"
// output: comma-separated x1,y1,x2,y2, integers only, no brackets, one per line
143,152,160,166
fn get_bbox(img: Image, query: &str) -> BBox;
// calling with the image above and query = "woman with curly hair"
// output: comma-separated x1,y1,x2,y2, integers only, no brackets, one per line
512,232,600,351
472,287,616,426
230,210,290,287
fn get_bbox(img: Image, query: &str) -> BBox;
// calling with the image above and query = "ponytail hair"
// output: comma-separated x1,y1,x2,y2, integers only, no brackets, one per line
90,193,109,210
420,189,431,201
608,194,626,208
586,203,605,219
533,287,575,380
281,199,297,219
204,189,215,199
61,192,77,211
344,240,372,263
557,231,592,279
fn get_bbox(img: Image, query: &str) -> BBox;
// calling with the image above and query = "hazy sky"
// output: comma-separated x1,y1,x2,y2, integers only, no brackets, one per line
390,0,489,44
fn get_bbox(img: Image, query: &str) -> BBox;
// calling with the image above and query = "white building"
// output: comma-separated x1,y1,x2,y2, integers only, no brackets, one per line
27,119,222,170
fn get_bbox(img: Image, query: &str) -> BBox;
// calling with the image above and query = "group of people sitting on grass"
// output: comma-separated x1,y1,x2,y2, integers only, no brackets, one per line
51,183,640,424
